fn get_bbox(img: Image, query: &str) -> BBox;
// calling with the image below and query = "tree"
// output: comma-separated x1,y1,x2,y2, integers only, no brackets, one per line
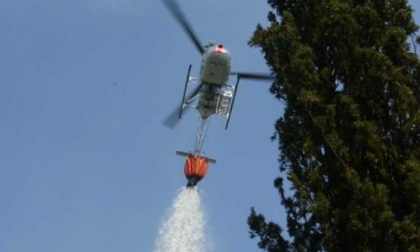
248,0,420,251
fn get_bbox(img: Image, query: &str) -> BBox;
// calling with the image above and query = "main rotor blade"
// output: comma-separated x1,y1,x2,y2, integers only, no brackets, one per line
161,0,205,55
162,105,184,129
231,72,275,80
162,84,202,129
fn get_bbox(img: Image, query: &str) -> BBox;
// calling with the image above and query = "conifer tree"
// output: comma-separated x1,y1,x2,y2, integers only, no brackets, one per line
248,1,420,251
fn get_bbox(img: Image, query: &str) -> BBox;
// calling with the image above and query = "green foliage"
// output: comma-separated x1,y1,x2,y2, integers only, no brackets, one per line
248,0,420,251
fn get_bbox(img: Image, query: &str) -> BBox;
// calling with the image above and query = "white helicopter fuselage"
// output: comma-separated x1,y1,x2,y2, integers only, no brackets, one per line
162,0,274,130
199,44,231,84
197,44,233,119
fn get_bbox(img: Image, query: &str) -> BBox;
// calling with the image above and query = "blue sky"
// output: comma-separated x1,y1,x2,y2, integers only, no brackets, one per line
0,1,419,252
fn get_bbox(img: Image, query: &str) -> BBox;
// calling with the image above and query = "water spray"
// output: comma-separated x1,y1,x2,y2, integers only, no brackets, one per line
155,188,208,252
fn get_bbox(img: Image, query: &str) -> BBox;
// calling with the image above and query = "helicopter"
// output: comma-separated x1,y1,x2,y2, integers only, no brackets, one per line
161,0,275,129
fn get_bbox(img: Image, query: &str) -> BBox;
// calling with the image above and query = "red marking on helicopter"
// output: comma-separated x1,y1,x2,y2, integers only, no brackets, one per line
215,44,224,54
